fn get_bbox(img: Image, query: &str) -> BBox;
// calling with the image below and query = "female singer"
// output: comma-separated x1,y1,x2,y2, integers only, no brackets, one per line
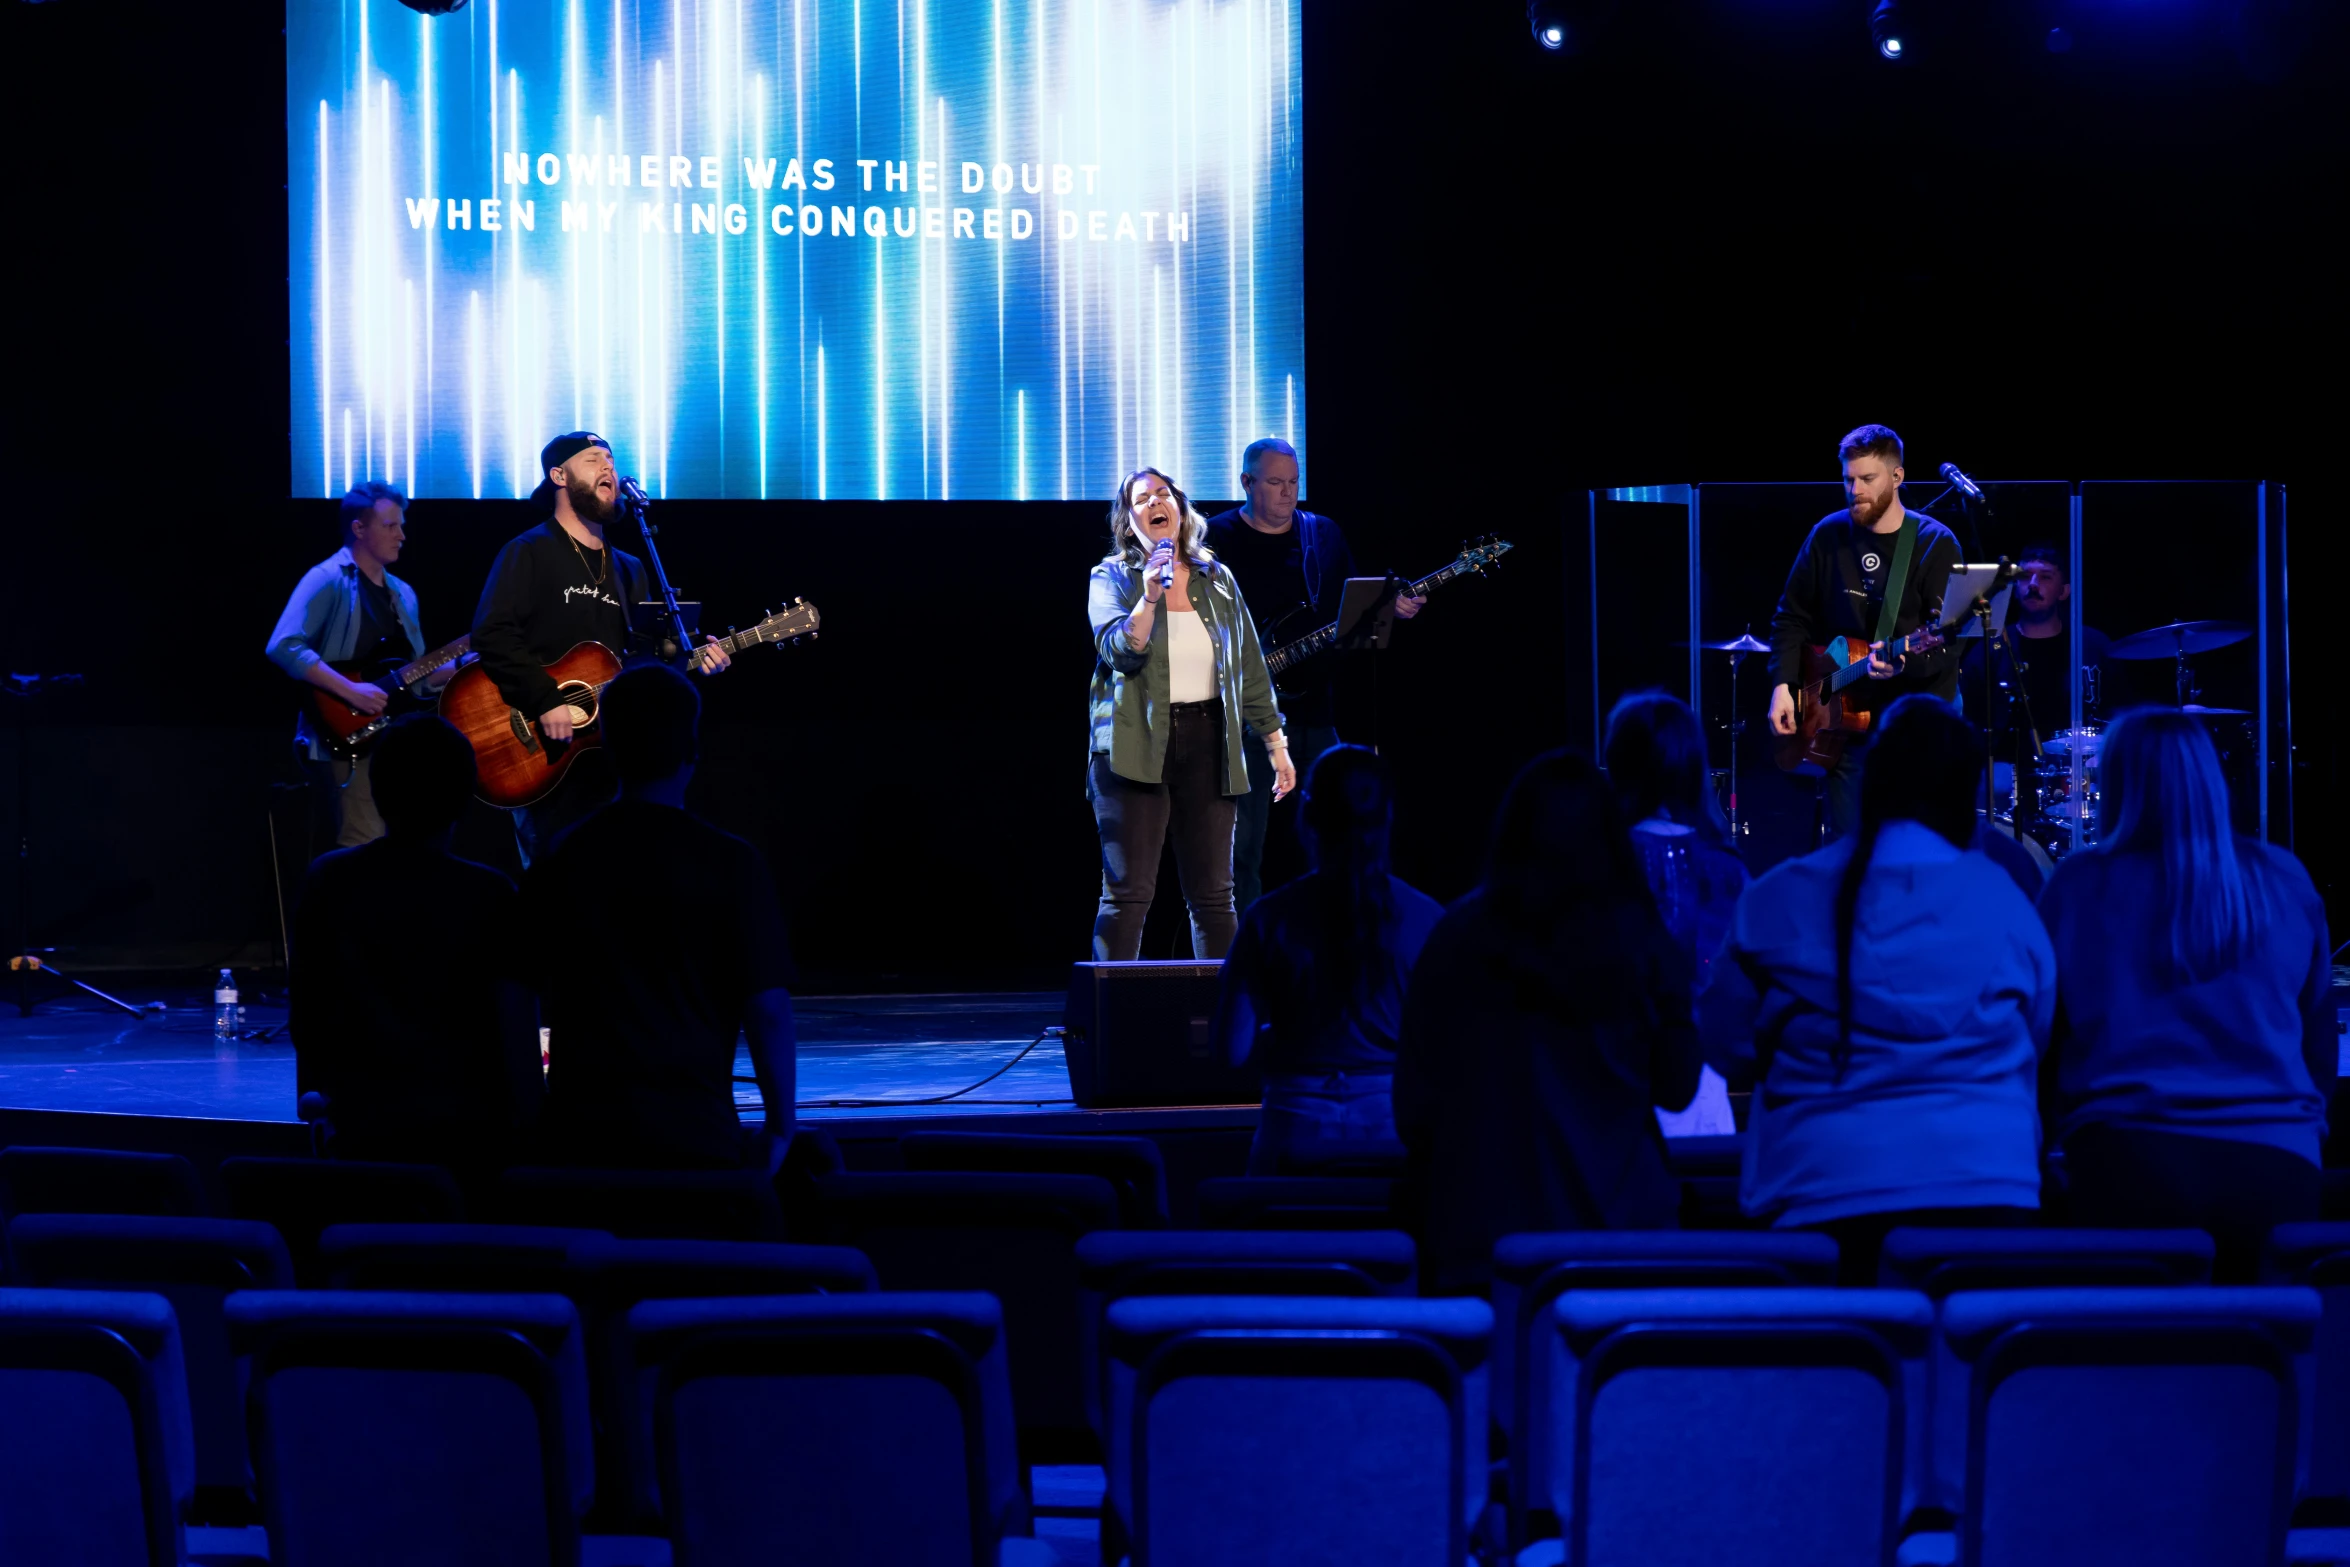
1087,467,1293,960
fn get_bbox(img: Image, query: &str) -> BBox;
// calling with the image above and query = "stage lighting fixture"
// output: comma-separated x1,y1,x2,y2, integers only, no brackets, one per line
395,0,469,15
1527,1,1569,51
1870,0,1906,58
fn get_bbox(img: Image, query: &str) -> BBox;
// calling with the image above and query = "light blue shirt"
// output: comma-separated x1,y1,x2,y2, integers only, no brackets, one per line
265,547,426,757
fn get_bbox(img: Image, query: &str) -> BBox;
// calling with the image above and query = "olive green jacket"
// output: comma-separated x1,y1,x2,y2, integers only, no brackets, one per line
1087,553,1283,796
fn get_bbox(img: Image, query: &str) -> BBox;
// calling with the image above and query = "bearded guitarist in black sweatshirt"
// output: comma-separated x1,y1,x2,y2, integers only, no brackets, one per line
472,431,732,862
1765,424,1961,837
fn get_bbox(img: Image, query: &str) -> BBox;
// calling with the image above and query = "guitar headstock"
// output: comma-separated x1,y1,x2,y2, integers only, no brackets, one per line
1456,535,1515,575
747,598,822,647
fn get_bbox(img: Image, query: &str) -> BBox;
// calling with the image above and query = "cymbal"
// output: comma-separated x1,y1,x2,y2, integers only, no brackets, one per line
2105,619,2253,660
2180,703,2250,716
1699,634,1771,654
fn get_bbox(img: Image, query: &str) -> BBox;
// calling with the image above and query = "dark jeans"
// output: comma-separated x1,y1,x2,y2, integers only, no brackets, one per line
2064,1123,2322,1283
1234,722,1341,915
1804,1204,2040,1288
1089,703,1239,961
1249,1069,1400,1175
1824,732,1868,840
513,748,617,870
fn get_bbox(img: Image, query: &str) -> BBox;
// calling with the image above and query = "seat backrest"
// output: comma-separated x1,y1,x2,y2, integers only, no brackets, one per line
1106,1295,1491,1567
319,1224,611,1293
578,1238,880,1529
1943,1287,2318,1567
219,1158,464,1284
1533,1289,1930,1561
1192,1176,1398,1231
0,1301,185,1567
1568,1305,1914,1567
497,1165,787,1242
900,1130,1171,1229
817,1172,1117,1451
0,1146,205,1224
637,1292,1021,1567
2264,1223,2350,1506
1878,1227,2215,1296
227,1291,592,1567
1488,1230,1840,1545
1073,1230,1419,1440
9,1215,292,1498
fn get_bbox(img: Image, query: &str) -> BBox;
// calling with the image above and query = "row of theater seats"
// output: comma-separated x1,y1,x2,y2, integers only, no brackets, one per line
1,1138,2344,1566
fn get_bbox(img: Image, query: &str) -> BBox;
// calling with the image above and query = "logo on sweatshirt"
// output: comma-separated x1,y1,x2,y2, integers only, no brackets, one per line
1861,551,1883,573
562,584,621,609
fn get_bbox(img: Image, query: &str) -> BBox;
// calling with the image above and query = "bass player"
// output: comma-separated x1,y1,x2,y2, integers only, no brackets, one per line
266,481,449,849
1202,437,1423,914
1766,424,1961,836
471,431,731,864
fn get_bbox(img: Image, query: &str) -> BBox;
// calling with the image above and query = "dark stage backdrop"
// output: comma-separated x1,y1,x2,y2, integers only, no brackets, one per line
4,0,2340,985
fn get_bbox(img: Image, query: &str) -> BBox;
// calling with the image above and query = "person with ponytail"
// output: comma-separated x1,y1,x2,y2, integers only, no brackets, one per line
1394,751,1704,1295
1697,695,2054,1284
1211,747,1445,1174
2037,708,2332,1280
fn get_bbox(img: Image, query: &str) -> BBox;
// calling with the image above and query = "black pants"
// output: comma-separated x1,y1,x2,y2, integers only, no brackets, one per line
513,749,617,870
1089,703,1238,961
1804,1204,2040,1288
2064,1124,2322,1283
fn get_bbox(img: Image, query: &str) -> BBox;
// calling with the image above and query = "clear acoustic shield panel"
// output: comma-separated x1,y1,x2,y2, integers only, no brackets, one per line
288,0,1305,501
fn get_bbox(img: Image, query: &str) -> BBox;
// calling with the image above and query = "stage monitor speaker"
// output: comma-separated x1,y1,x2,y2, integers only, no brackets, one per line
1062,961,1261,1110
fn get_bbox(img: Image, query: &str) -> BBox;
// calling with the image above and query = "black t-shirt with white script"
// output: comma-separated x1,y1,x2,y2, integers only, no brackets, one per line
471,521,649,719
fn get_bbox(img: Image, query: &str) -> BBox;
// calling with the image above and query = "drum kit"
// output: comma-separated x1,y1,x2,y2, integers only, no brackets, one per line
2005,617,2253,861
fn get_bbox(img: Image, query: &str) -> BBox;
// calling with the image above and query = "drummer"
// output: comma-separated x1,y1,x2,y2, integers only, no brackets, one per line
1961,540,2109,753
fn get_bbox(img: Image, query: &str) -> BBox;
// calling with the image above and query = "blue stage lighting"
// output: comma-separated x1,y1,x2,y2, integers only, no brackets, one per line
1871,1,1907,59
1541,23,1567,49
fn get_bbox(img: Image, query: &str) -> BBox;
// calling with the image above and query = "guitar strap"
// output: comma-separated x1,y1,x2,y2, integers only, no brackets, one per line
1870,514,1920,645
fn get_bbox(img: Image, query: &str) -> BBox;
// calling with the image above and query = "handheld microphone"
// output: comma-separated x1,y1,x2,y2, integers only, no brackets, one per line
1940,463,1987,504
1160,542,1175,595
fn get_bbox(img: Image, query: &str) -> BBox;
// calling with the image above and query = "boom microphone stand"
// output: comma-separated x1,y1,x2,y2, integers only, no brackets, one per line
618,477,695,662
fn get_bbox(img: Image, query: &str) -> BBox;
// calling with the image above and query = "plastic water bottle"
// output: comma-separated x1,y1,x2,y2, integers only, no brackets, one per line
213,969,239,1042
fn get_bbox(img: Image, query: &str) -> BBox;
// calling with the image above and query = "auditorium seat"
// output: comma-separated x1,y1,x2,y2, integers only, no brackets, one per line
577,1238,878,1529
2265,1223,2350,1521
0,1287,193,1567
1940,1286,2318,1567
8,1214,292,1521
631,1291,1055,1566
815,1171,1118,1458
1102,1295,1492,1567
899,1130,1171,1229
218,1158,464,1285
1523,1288,1931,1567
0,1145,207,1228
1488,1231,1841,1547
1877,1226,2215,1294
227,1290,594,1567
1074,1229,1419,1437
1878,1226,2216,1518
497,1165,788,1243
1192,1175,1399,1230
319,1223,612,1293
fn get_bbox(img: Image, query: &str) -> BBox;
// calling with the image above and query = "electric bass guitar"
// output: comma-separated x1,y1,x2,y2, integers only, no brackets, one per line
439,600,821,808
1772,619,1947,773
1261,537,1513,692
310,635,476,758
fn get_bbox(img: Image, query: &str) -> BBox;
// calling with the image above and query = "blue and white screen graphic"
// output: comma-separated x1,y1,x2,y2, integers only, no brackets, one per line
289,0,1304,500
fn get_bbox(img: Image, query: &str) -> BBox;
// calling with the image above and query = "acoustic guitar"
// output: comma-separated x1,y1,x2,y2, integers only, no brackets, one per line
439,601,821,808
1772,619,1946,773
1261,537,1513,693
310,635,476,758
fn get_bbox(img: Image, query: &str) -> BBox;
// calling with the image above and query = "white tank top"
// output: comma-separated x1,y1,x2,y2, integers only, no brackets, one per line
1166,610,1216,703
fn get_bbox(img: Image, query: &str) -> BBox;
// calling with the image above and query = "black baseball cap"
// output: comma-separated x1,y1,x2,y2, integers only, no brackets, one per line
532,431,612,507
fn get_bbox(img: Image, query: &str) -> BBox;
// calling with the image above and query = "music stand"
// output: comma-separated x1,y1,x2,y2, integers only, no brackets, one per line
628,600,702,661
1331,578,1401,652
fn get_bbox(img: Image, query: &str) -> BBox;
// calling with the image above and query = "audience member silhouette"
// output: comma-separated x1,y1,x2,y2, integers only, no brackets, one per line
1395,750,1702,1295
1213,746,1445,1173
1700,695,2054,1284
522,662,796,1171
1605,690,1746,1136
2038,708,2334,1280
290,713,542,1168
